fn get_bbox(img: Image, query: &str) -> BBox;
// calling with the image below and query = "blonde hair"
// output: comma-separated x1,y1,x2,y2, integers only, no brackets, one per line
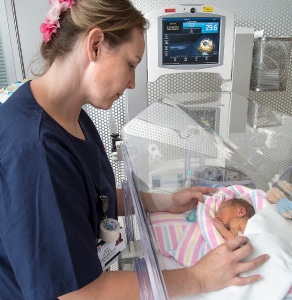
39,0,148,73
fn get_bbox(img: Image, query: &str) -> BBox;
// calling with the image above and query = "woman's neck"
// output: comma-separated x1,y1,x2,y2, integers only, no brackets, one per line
30,70,86,140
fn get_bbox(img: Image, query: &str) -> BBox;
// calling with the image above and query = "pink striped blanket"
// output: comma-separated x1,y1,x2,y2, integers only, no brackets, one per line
150,184,292,299
150,185,268,267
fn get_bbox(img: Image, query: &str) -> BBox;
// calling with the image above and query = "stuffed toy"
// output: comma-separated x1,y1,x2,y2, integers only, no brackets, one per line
266,180,292,219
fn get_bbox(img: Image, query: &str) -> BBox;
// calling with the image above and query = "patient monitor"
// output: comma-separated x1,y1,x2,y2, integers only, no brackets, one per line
126,4,254,120
159,13,223,68
149,5,233,81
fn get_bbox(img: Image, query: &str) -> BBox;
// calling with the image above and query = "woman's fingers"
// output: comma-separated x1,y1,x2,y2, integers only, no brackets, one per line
190,186,218,196
231,273,262,286
224,236,270,286
233,253,270,281
193,236,270,293
223,235,250,252
230,253,269,286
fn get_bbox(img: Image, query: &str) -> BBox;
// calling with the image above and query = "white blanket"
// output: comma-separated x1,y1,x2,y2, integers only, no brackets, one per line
183,204,292,300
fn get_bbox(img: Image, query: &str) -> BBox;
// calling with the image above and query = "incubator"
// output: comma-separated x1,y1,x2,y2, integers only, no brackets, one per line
116,4,292,299
120,91,292,299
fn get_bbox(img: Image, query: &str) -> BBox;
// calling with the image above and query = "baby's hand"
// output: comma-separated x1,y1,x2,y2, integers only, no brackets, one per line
212,218,225,230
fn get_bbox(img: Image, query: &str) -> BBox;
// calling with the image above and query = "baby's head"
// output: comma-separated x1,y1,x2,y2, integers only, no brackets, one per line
216,198,255,227
228,198,255,218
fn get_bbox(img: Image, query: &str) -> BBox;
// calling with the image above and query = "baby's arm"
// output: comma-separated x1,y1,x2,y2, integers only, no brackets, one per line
212,218,236,241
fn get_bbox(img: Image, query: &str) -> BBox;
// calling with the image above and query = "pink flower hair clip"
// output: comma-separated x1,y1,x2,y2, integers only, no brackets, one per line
40,0,75,42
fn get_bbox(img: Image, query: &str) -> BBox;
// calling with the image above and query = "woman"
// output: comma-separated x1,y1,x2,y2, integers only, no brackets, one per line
0,0,269,299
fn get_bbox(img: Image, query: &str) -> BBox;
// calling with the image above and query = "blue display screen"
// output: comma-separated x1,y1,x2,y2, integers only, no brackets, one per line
182,22,219,33
162,17,221,66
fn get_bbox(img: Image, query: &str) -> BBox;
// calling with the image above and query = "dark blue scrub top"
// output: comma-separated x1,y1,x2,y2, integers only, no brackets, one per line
0,81,117,299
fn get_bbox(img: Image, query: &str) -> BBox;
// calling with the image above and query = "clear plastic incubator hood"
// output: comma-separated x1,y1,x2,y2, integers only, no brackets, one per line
119,91,292,299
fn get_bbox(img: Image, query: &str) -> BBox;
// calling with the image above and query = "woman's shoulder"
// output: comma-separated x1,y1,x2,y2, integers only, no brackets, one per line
0,82,45,156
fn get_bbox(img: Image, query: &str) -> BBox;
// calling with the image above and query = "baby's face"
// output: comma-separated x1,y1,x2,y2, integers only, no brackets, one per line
215,201,240,228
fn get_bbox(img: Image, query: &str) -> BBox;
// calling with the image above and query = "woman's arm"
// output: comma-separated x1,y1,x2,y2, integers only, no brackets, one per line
116,186,217,216
58,236,269,299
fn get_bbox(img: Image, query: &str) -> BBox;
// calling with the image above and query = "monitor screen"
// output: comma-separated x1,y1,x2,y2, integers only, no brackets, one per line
159,15,224,68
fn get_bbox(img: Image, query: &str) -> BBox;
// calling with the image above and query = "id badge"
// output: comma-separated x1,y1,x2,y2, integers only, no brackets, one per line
97,226,126,271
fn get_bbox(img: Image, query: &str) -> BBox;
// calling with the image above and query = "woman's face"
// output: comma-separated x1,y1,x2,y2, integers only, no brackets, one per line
84,28,145,110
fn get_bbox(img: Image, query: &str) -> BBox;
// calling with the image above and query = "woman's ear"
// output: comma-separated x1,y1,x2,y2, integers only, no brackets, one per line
238,206,247,217
87,28,104,62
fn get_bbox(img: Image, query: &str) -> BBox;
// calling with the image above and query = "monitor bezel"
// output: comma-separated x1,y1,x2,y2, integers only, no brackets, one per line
158,13,226,70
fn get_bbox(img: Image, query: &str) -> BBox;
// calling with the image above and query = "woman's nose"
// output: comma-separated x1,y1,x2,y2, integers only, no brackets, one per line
127,73,135,89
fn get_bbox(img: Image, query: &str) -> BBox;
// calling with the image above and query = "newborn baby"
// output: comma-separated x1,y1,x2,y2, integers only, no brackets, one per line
212,198,255,240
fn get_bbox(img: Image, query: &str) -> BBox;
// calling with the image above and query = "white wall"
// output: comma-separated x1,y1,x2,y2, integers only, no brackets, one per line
0,0,49,82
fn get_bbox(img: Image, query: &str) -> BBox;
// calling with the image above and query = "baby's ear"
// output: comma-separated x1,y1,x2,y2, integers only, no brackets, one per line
238,206,246,217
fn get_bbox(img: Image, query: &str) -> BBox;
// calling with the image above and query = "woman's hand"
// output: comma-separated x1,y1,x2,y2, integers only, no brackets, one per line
167,186,217,214
189,236,270,293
